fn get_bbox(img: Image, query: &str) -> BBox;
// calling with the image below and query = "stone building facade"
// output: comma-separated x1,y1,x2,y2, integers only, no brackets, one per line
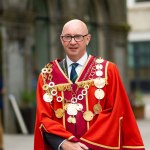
0,0,128,133
127,0,150,119
127,0,150,93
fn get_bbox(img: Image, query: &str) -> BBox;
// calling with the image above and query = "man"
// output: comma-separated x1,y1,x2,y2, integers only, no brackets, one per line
34,19,145,150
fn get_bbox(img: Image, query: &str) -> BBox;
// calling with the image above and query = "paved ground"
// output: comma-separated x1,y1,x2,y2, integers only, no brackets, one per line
137,119,150,149
3,119,150,150
4,134,33,150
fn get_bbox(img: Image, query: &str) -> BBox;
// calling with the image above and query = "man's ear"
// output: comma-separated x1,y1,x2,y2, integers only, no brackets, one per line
86,34,91,45
60,36,63,44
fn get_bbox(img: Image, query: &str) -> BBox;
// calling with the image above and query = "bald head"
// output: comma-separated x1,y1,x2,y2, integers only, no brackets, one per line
60,19,91,62
61,19,89,35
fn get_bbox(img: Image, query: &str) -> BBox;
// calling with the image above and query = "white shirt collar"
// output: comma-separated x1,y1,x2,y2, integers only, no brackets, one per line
66,52,88,68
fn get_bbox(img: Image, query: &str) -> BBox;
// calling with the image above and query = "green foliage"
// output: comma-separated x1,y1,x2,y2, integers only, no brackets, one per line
134,90,144,106
20,90,36,107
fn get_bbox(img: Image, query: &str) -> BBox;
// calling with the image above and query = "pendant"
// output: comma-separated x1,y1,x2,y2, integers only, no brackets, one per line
96,70,103,77
96,64,103,70
96,58,104,64
94,78,105,88
83,111,94,121
67,104,77,115
93,103,102,114
67,116,76,124
43,93,53,102
94,89,105,100
55,108,64,118
71,117,76,124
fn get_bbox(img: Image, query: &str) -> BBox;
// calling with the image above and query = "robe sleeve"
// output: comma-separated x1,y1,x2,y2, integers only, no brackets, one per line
34,74,78,150
80,62,145,150
106,62,145,149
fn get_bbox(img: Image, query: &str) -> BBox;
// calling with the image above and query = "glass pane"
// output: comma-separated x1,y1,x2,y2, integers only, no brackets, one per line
128,43,134,68
128,41,150,92
136,0,150,2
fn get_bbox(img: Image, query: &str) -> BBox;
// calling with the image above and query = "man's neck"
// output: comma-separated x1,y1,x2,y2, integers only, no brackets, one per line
66,52,88,63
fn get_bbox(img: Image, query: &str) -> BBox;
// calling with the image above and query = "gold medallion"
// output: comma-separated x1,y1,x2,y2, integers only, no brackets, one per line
67,116,72,123
93,103,102,114
67,116,76,124
71,117,76,124
55,108,64,118
83,111,94,121
94,78,105,88
94,89,105,100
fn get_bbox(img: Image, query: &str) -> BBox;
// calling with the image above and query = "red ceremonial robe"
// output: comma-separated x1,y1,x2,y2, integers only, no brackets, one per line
34,55,145,150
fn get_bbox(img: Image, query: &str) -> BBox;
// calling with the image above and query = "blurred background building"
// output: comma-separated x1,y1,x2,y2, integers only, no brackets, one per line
0,0,148,134
127,0,150,119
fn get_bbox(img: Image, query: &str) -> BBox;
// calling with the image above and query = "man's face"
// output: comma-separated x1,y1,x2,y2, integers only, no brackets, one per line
60,21,91,61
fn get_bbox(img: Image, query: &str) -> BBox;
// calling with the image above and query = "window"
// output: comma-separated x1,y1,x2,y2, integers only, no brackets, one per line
128,41,150,92
128,41,150,68
135,0,150,2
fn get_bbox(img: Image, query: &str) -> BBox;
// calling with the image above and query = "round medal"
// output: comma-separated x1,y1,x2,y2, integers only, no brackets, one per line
55,108,64,118
96,64,103,70
93,103,102,114
96,70,103,77
83,111,94,121
71,117,76,124
96,58,104,64
67,104,77,115
43,93,53,102
94,78,105,88
67,116,72,123
94,89,105,100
